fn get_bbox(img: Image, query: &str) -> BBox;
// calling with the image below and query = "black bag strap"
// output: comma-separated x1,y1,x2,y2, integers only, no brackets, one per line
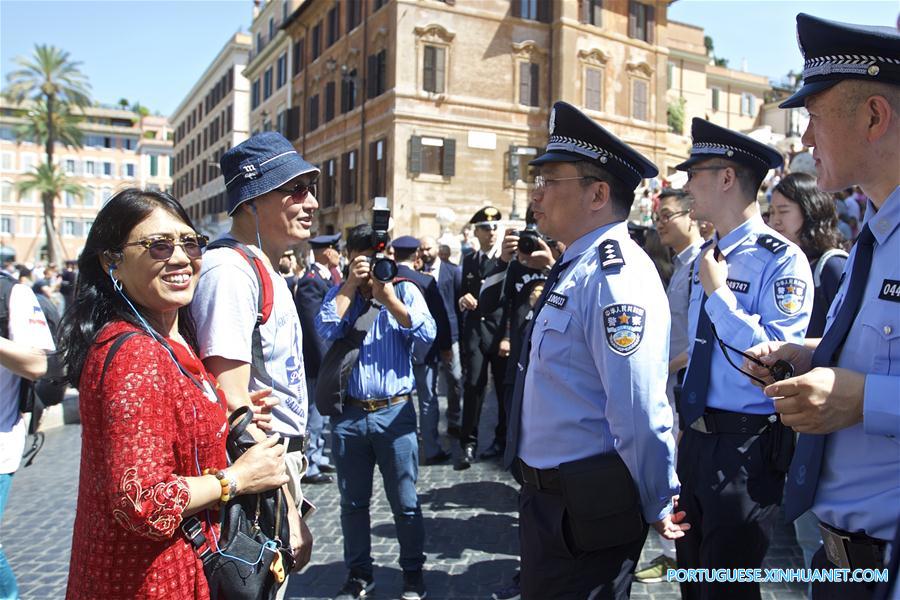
100,331,143,385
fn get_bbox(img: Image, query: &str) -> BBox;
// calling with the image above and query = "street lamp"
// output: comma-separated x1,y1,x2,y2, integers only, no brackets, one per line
509,145,538,220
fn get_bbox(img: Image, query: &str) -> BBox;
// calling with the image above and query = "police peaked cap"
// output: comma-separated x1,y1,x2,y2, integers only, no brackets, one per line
308,233,341,248
469,206,502,225
780,13,900,108
675,118,783,178
529,101,659,191
391,235,421,251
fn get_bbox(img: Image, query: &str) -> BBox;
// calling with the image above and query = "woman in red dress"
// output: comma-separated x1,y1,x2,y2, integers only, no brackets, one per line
58,188,289,599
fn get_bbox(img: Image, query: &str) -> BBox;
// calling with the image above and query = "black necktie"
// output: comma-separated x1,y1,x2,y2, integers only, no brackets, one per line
784,224,875,522
503,258,570,469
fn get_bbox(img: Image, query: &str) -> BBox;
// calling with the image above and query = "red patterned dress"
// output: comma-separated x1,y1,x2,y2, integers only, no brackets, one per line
67,321,228,599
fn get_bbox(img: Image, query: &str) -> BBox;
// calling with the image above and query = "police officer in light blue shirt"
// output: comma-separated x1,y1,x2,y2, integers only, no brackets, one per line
675,117,813,600
503,101,686,599
744,14,900,600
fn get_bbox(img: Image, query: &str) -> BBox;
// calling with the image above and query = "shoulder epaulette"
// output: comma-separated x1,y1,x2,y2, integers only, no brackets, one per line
599,239,625,271
756,234,787,254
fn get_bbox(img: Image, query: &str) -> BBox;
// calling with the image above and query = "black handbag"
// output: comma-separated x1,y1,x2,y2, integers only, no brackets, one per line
314,301,380,417
182,406,294,600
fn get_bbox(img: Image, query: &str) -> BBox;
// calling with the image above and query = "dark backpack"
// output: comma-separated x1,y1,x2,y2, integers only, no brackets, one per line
0,273,68,466
205,239,275,382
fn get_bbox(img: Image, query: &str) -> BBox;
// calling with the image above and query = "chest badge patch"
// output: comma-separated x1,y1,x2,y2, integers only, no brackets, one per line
603,304,646,356
879,279,900,303
546,292,568,309
774,277,808,315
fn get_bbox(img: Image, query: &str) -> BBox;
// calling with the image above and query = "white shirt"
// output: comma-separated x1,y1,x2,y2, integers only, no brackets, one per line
0,283,55,473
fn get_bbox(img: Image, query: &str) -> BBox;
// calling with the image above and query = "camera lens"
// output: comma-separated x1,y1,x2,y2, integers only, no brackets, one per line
517,230,539,255
371,257,398,282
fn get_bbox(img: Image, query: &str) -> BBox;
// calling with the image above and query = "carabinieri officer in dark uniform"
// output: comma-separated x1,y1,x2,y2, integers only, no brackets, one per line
504,101,686,599
675,118,813,600
456,207,509,469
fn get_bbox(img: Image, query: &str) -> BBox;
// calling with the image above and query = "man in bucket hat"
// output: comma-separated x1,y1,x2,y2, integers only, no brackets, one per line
190,132,320,581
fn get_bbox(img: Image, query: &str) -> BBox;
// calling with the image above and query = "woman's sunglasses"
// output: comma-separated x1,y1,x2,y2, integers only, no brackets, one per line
120,234,209,261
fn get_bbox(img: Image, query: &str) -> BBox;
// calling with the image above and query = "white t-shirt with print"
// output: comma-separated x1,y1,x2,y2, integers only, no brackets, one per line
191,240,308,437
0,283,55,473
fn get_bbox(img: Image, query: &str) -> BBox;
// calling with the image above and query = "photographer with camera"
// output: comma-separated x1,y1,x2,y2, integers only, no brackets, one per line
315,223,436,600
479,208,564,451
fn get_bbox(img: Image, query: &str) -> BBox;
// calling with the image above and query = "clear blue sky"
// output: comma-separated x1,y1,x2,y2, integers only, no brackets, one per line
667,1,899,82
2,1,898,117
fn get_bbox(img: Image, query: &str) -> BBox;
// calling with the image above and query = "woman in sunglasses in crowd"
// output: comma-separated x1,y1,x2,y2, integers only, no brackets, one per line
58,188,288,599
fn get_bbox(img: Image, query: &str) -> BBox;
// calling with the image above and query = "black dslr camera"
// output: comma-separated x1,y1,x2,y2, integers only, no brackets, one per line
369,197,397,283
517,224,541,255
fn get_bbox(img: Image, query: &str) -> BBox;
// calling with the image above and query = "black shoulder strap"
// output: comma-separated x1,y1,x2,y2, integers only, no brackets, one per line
0,273,16,340
100,331,143,386
598,239,625,271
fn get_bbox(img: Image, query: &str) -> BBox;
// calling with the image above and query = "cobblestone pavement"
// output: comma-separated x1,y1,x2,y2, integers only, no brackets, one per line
5,393,806,599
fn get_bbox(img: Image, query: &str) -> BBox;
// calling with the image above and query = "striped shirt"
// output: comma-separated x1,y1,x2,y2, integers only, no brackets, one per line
316,282,436,399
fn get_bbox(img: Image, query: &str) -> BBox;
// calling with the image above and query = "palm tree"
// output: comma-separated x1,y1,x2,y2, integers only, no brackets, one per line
16,163,85,262
15,99,84,150
4,44,91,265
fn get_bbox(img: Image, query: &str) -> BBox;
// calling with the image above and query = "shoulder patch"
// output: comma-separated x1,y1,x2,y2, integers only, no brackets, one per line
757,234,787,254
599,240,625,271
774,277,808,315
603,304,645,356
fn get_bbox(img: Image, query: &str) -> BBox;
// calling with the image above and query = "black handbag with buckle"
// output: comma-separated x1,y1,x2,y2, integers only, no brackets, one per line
557,452,645,552
182,406,294,600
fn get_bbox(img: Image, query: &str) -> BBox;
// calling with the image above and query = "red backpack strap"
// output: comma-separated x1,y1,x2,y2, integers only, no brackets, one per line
206,238,274,324
206,239,275,384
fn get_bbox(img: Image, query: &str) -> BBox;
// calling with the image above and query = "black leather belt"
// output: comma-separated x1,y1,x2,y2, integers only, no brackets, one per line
516,459,561,493
286,434,310,453
690,410,777,435
819,522,887,570
347,394,411,413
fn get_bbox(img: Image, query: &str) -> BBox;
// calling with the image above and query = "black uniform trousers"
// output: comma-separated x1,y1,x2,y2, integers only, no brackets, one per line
811,545,882,600
459,345,507,450
675,426,784,600
519,483,647,599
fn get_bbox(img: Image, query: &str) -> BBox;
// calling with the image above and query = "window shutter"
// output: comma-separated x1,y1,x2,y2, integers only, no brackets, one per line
409,136,423,175
628,1,637,38
378,51,387,95
538,0,551,23
367,54,378,98
586,68,602,110
434,47,445,93
423,46,435,92
530,63,540,106
646,4,655,43
442,138,456,177
287,106,300,140
519,62,530,105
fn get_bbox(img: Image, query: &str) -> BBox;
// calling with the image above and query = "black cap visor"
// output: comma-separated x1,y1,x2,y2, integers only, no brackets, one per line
779,79,841,109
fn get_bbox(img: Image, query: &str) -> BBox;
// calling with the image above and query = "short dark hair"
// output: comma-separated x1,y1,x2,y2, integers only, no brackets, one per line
57,187,200,388
657,188,691,212
574,161,632,218
346,224,382,253
729,161,766,200
392,247,418,262
773,172,844,260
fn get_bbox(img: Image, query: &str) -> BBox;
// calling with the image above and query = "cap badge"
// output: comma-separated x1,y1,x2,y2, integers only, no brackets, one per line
485,207,498,217
548,108,556,135
726,150,734,157
867,65,880,77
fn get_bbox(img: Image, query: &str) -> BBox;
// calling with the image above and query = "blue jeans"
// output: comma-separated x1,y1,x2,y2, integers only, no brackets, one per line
0,473,17,600
413,362,442,459
332,400,425,575
304,377,332,476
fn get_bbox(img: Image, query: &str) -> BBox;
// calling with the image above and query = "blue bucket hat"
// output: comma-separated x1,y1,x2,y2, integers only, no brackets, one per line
220,132,319,215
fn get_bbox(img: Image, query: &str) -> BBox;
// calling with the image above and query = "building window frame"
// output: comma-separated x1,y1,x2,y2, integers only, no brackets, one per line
580,0,602,26
408,135,455,178
711,87,722,112
628,1,655,43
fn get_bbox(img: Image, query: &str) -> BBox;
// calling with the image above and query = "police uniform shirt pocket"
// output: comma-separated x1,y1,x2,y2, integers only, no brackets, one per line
535,306,571,364
858,307,900,374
